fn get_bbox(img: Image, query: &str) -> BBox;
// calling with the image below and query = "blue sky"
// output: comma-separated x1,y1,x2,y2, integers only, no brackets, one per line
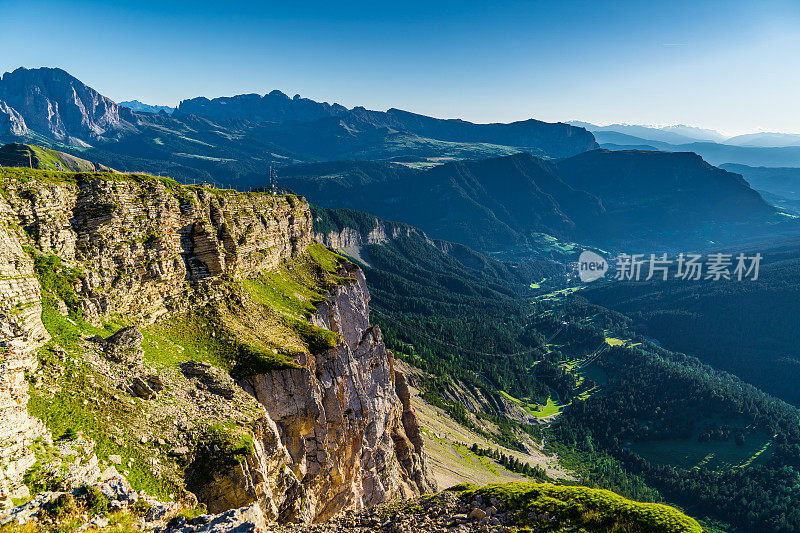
2,0,799,134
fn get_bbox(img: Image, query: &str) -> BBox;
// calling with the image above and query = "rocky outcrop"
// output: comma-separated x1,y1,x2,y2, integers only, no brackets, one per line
1,177,312,325
0,67,137,144
96,326,145,365
0,171,434,521
190,419,302,522
2,467,183,529
162,503,267,533
0,197,50,501
245,264,436,522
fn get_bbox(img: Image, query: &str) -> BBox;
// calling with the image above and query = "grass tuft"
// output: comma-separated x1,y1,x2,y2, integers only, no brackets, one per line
451,482,703,533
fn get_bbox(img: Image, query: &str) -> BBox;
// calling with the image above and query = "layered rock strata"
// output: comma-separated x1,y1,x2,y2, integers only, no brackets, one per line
245,265,435,522
0,171,434,519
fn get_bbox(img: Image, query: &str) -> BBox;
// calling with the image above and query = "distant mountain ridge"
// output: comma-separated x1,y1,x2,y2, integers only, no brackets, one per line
0,67,137,146
603,139,800,168
282,150,780,251
176,90,349,123
0,66,598,179
118,100,175,115
569,121,726,144
720,163,800,208
574,121,800,167
724,132,800,148
176,92,599,159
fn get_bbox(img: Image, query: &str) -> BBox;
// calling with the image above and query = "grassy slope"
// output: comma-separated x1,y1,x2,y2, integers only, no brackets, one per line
25,243,350,501
0,143,115,172
26,263,184,499
454,482,703,533
397,361,572,489
3,167,350,502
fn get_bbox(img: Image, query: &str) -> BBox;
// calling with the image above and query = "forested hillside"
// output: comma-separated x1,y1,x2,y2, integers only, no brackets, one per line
288,151,790,252
315,206,800,532
583,242,800,406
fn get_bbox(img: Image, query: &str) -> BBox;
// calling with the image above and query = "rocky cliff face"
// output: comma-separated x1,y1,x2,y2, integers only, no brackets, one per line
0,169,434,519
314,217,430,253
0,68,137,145
1,175,311,324
246,264,435,522
0,101,27,137
0,199,50,500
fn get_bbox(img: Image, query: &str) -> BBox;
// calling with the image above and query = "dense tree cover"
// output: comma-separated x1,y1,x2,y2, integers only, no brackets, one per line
549,337,800,532
348,228,563,402
583,246,800,406
298,148,792,253
469,444,549,481
366,238,800,530
314,206,800,531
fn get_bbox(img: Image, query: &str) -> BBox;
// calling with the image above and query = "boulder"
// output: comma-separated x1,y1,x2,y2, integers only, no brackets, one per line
100,326,144,365
99,476,135,503
146,501,180,523
147,374,165,392
180,361,235,399
469,508,487,520
132,377,157,399
160,503,265,533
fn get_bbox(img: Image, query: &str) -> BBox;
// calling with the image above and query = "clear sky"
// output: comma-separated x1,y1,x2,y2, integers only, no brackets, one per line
2,0,799,135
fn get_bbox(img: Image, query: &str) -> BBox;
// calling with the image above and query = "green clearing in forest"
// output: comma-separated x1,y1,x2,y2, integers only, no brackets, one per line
501,389,563,418
630,428,773,470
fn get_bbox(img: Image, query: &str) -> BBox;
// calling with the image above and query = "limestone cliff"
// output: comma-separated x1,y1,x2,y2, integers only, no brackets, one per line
0,168,434,520
312,207,446,268
0,199,49,500
245,264,435,522
0,172,310,324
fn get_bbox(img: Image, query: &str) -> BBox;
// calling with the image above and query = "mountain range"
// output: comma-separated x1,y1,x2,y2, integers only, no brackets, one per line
0,67,597,184
282,150,781,252
568,121,728,144
575,121,800,168
4,64,800,533
1,66,797,254
573,120,800,148
118,99,176,115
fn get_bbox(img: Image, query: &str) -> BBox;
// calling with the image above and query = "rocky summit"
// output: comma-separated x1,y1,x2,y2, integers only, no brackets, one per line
0,68,137,145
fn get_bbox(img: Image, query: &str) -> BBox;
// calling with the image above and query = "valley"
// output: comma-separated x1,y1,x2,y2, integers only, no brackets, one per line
2,61,800,533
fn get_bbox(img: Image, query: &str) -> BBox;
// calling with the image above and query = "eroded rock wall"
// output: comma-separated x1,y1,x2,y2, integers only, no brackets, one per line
314,218,432,252
247,265,435,522
1,179,311,324
0,175,311,500
0,197,49,500
0,173,434,518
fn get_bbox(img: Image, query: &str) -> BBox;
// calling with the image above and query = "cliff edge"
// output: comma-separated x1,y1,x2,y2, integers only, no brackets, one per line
0,167,434,522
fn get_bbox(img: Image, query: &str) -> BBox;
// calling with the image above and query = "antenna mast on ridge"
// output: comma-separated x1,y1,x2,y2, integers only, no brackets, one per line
269,165,278,195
